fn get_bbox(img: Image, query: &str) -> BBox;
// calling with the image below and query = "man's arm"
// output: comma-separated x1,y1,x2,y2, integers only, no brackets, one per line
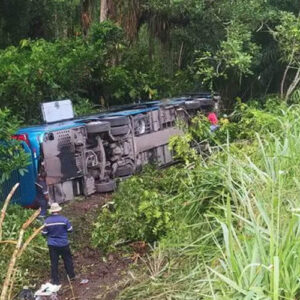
66,219,73,233
42,181,49,201
41,224,48,236
44,193,49,201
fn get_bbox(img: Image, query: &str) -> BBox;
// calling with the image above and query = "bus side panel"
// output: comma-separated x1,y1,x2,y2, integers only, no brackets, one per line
1,170,22,204
0,142,36,207
19,142,37,206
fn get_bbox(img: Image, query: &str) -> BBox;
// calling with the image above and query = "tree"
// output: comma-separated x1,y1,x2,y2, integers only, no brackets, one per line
100,0,109,22
272,12,300,100
194,22,260,91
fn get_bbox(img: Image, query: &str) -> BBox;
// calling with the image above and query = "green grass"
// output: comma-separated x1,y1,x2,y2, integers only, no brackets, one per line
113,103,300,299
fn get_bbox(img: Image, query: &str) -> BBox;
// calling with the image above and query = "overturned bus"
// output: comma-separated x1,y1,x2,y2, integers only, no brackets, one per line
1,94,219,206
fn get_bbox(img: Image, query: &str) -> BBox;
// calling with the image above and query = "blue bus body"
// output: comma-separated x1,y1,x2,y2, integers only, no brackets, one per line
1,95,219,206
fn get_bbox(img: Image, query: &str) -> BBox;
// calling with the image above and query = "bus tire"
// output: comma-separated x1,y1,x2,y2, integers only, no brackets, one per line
95,180,116,193
86,121,110,134
100,116,129,127
115,164,133,177
110,125,130,136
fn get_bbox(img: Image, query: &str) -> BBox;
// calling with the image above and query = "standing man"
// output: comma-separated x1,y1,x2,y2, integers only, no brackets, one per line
42,203,76,285
35,170,49,219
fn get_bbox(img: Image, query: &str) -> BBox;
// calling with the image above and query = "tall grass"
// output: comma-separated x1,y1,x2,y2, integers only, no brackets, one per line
119,105,300,299
207,113,300,299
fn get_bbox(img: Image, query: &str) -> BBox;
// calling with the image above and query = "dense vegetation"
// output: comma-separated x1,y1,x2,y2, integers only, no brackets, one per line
0,21,184,123
92,99,300,298
2,0,300,298
1,1,300,122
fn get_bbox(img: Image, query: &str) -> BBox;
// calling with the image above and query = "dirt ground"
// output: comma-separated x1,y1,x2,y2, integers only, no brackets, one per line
47,194,134,300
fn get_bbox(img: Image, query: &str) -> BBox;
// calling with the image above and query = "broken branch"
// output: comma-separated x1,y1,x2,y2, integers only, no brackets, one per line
0,183,19,241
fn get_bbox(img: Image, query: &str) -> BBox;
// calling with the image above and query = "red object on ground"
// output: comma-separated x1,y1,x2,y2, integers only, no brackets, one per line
207,112,218,125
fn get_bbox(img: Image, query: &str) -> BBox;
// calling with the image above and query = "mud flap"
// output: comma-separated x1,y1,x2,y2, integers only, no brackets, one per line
42,128,86,201
42,133,81,184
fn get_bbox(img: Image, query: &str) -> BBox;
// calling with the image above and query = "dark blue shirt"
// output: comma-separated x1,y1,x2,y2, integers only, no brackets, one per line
35,179,48,201
42,214,73,247
35,179,48,217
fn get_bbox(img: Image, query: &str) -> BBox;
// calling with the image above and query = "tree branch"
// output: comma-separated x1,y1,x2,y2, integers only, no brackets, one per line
0,183,19,241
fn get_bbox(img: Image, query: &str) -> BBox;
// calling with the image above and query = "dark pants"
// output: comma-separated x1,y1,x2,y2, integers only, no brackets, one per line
48,245,75,284
37,197,47,217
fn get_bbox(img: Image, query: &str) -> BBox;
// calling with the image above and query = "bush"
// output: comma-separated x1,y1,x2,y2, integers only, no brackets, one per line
0,109,28,183
92,166,184,253
169,98,287,165
73,98,99,116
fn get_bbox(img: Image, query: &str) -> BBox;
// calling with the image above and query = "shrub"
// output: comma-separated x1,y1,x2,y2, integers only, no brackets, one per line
92,166,184,253
0,109,28,183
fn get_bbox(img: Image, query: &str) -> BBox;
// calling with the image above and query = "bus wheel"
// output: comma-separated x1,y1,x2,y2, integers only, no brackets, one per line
100,116,129,127
86,121,110,134
110,125,130,136
115,164,134,177
95,180,116,193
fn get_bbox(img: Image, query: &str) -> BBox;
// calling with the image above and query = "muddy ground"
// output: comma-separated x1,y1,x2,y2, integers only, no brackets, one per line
46,195,137,300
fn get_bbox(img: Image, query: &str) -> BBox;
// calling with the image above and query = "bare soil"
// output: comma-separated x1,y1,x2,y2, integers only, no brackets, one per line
49,194,134,300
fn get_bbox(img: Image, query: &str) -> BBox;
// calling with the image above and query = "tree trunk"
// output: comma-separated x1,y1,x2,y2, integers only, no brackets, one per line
281,48,295,99
81,0,92,38
285,67,300,101
178,42,184,69
280,65,290,99
100,0,108,22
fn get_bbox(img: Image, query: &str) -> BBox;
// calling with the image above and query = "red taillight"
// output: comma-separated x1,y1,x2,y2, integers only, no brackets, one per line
12,134,30,147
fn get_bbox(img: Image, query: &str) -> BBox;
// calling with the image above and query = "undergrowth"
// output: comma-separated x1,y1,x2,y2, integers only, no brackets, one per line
92,98,300,299
0,205,48,293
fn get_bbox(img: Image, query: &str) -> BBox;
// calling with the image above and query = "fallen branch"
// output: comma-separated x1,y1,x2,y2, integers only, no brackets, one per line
67,275,76,300
0,208,41,300
0,228,25,300
18,225,44,258
0,240,17,245
0,183,19,241
8,268,17,300
22,209,40,230
5,225,44,299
